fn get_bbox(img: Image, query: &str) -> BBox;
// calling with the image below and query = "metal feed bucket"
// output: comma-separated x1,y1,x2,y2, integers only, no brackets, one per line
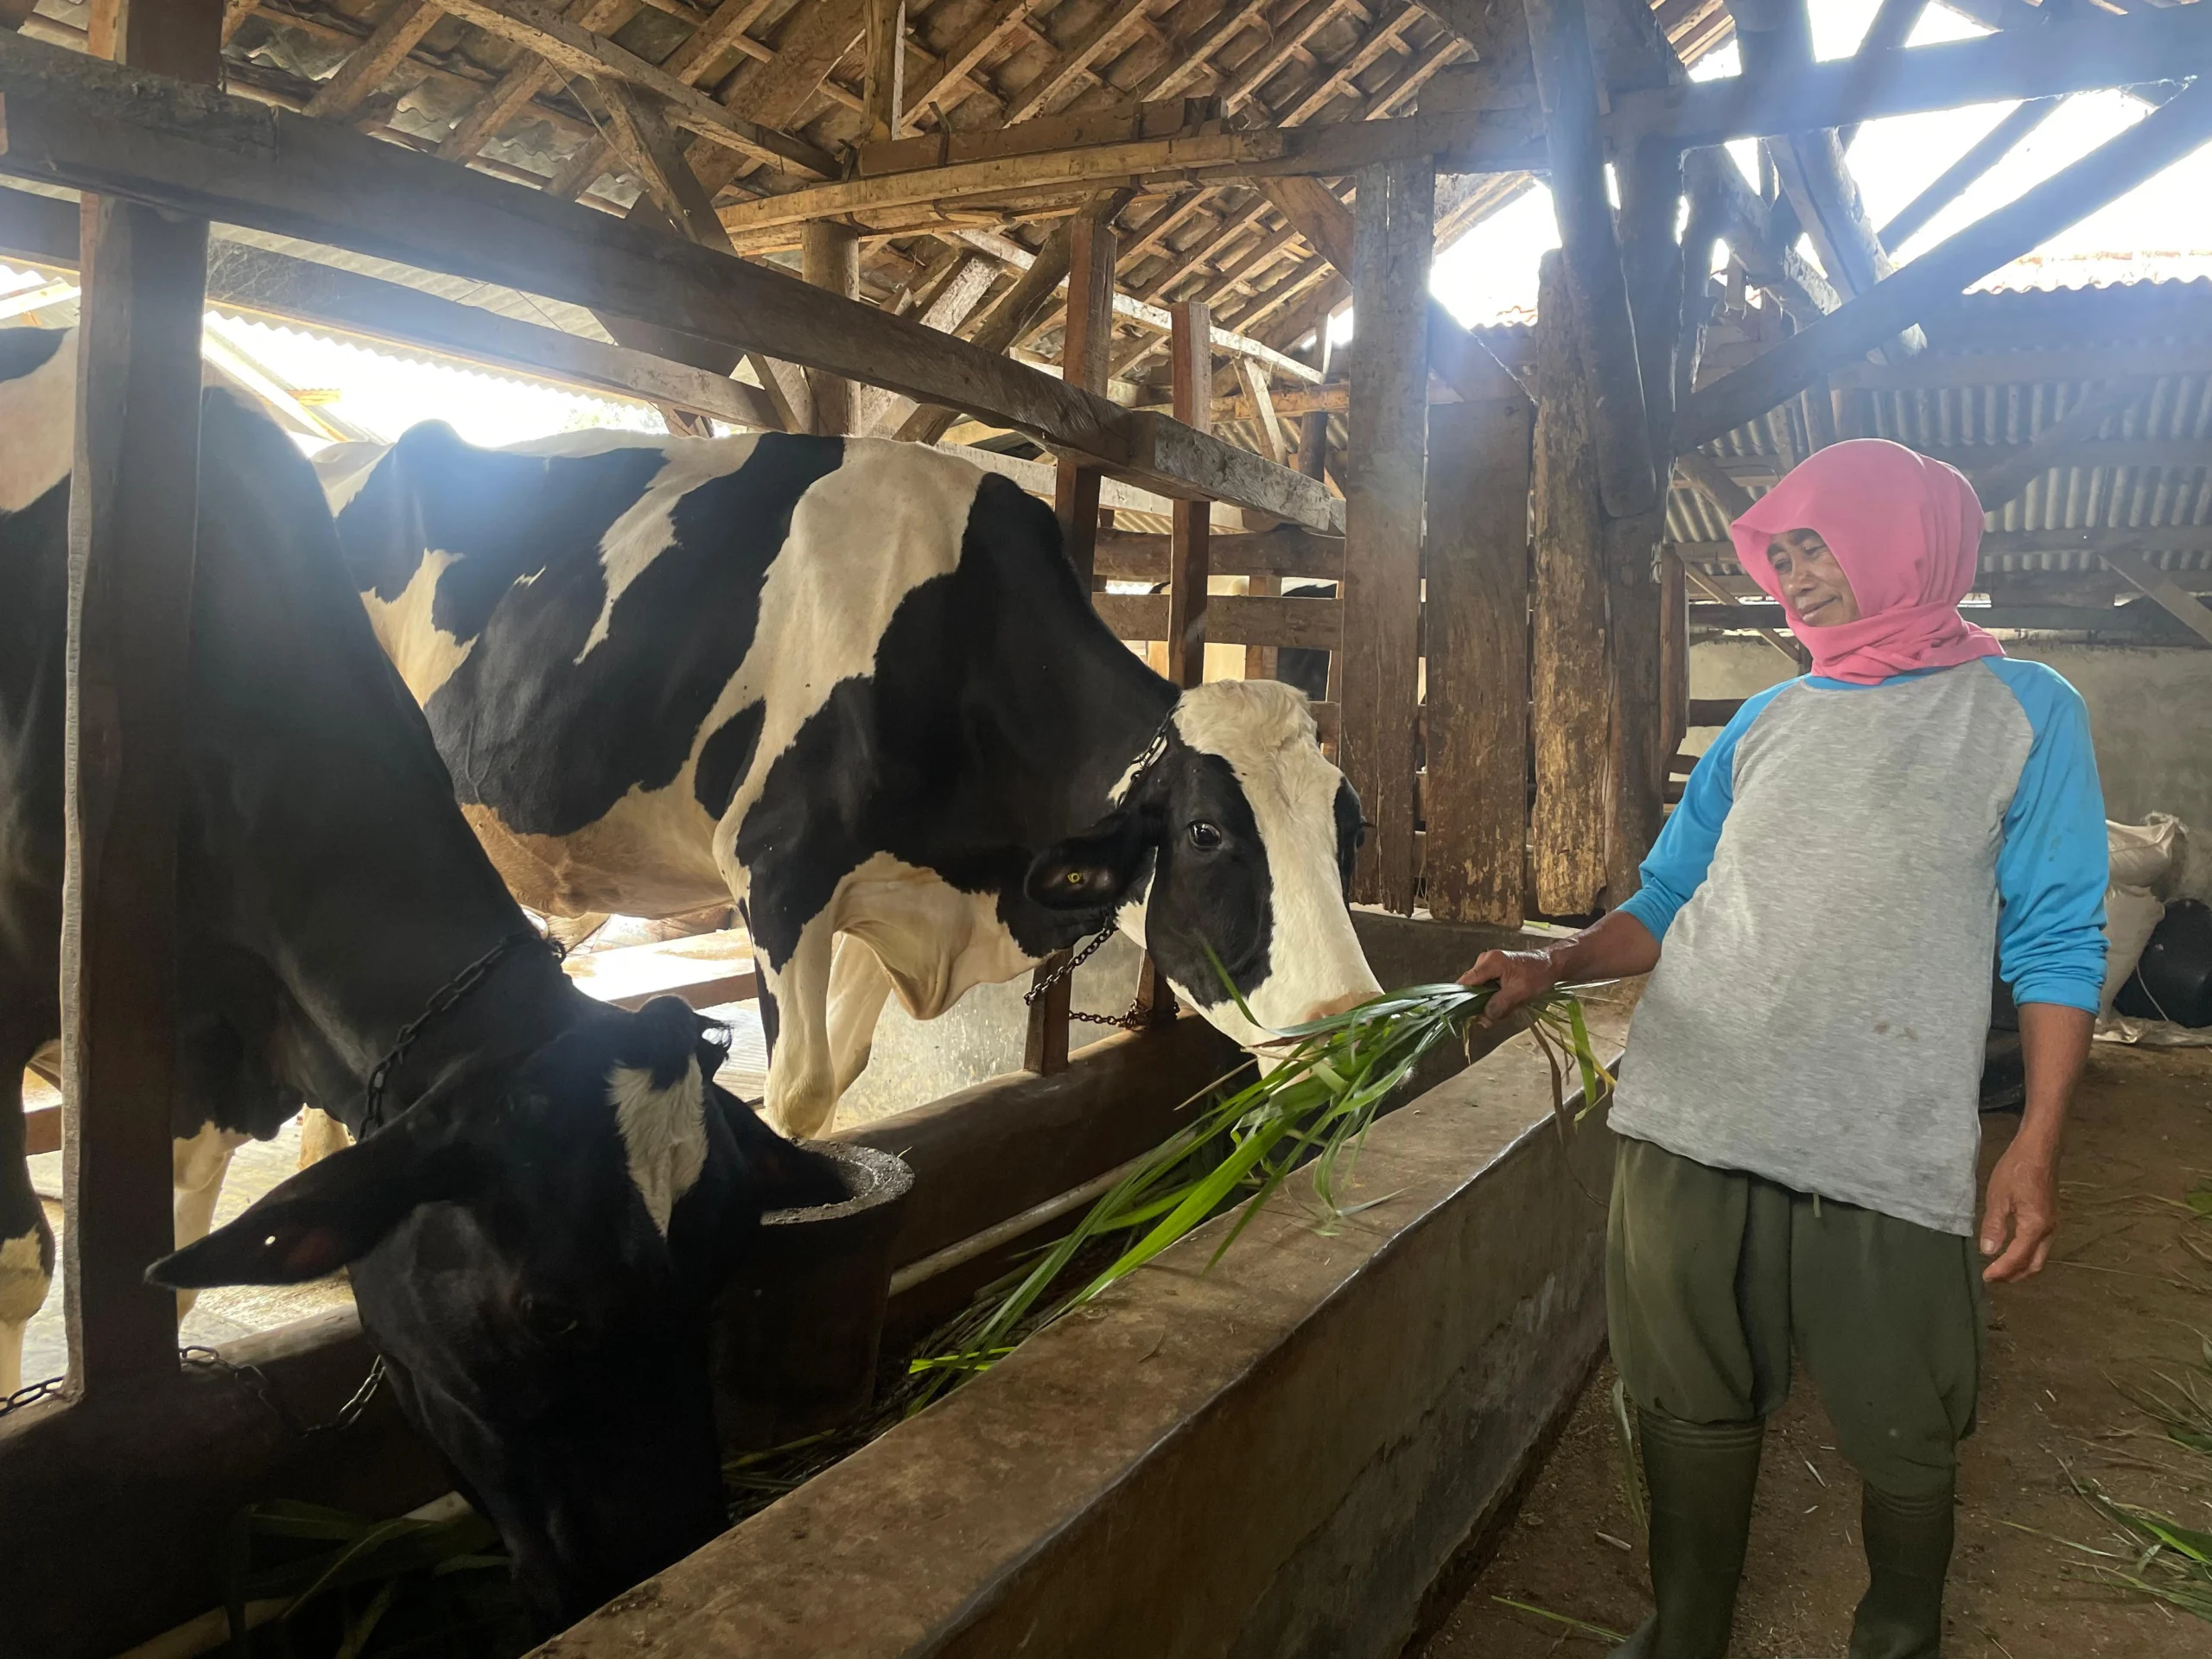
711,1141,915,1453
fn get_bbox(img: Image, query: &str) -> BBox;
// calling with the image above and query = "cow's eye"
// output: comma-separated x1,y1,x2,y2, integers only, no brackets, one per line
1187,821,1224,850
519,1292,583,1343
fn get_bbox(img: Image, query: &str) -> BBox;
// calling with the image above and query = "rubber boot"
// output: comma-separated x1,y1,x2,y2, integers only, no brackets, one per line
1848,1482,1955,1659
1610,1412,1765,1659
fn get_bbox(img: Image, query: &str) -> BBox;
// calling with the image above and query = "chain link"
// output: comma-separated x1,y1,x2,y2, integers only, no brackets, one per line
1023,918,1153,1032
182,1344,388,1436
0,1375,67,1420
359,929,558,1137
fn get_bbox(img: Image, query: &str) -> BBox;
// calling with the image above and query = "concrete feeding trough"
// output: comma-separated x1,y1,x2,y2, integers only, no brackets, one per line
543,982,1635,1659
713,1142,916,1452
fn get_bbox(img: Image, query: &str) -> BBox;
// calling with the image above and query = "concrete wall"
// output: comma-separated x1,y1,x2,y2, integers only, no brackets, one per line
538,990,1631,1659
1689,638,2212,827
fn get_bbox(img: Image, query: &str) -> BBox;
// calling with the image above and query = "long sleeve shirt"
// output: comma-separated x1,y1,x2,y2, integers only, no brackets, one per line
1611,657,2108,1236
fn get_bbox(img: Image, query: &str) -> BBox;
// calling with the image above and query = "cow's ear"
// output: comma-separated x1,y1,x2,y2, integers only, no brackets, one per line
1027,804,1160,912
149,1117,480,1288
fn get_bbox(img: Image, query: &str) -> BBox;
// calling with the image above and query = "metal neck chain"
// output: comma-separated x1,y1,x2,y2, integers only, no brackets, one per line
0,1351,388,1433
1019,715,1179,1033
358,928,559,1137
183,1344,387,1436
1024,918,1151,1031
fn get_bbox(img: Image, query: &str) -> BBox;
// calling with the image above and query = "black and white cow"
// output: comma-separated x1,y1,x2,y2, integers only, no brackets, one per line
0,330,843,1630
314,425,1382,1137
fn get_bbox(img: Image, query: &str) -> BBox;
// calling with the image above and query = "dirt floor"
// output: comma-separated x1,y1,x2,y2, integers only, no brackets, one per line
1421,1042,2212,1659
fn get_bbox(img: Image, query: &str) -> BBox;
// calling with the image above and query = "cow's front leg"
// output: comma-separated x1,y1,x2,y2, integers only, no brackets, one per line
826,935,894,1099
172,1122,250,1321
760,915,838,1140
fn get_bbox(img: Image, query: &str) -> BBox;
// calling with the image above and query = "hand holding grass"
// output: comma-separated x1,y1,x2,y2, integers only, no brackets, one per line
1460,911,1661,1024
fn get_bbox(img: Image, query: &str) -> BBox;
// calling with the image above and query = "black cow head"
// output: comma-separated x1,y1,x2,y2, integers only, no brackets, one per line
1026,680,1379,1050
150,995,842,1630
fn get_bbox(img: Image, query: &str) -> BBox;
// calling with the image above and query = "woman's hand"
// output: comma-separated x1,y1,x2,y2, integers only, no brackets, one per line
1459,950,1563,1025
1979,1142,2059,1282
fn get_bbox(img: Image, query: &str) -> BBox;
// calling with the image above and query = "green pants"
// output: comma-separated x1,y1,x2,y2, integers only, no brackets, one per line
1607,1136,1983,1499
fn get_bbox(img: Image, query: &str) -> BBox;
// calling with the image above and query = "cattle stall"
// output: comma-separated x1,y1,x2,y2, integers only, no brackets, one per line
4,0,2212,1653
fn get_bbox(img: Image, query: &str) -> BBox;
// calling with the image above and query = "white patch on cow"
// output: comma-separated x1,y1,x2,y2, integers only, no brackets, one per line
577,437,769,662
360,548,482,702
611,1057,707,1236
764,852,1038,1138
0,327,77,514
706,441,986,893
173,1122,251,1320
1158,679,1380,1048
0,1230,52,1397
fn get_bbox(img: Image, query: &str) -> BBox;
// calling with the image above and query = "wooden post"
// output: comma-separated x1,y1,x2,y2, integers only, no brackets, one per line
1602,130,1687,904
801,219,861,436
1055,208,1116,587
1027,209,1117,1073
1660,548,1689,771
1423,398,1534,925
861,0,906,143
1524,0,1655,518
1164,300,1212,690
64,0,224,1393
1339,156,1430,913
1529,251,1609,918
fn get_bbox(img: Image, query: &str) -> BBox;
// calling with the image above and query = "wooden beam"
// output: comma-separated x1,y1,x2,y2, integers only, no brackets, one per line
2099,550,2212,648
1964,378,2158,512
1236,356,1288,463
437,0,635,164
1525,0,1656,517
1165,300,1212,689
1422,397,1532,925
1094,592,1345,650
1529,251,1608,917
1341,155,1431,912
861,0,905,141
1259,174,1528,408
433,0,838,177
893,213,1077,444
64,0,226,1395
301,0,441,120
901,0,1044,129
1093,526,1345,582
1675,79,2212,450
1614,4,2212,149
1003,0,1152,124
0,41,1338,526
1837,0,1929,148
1878,95,2061,250
863,252,1000,435
1684,146,1840,320
0,187,783,428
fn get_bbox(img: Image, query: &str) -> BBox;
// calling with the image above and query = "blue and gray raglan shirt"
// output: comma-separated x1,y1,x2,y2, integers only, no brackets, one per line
1612,657,2108,1236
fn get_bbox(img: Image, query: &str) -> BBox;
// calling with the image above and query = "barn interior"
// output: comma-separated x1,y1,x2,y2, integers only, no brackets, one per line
4,0,2212,1653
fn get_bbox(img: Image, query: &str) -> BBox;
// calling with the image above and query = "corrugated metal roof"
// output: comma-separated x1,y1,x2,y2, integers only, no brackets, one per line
1672,279,2212,586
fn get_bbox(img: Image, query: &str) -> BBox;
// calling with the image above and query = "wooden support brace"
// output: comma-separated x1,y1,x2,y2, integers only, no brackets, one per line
1676,79,2212,450
2099,550,2212,648
1164,300,1214,691
1053,208,1117,587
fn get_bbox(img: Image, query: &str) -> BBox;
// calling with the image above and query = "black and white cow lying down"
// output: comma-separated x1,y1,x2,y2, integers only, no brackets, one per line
0,330,842,1630
314,423,1382,1137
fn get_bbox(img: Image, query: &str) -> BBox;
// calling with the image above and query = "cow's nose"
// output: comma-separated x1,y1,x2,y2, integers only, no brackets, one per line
1299,991,1371,1027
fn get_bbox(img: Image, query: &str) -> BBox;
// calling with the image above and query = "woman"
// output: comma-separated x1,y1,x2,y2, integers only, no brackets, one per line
1467,439,2107,1659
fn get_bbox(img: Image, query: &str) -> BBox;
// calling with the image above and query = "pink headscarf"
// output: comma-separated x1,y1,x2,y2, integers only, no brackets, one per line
1728,438,2003,686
